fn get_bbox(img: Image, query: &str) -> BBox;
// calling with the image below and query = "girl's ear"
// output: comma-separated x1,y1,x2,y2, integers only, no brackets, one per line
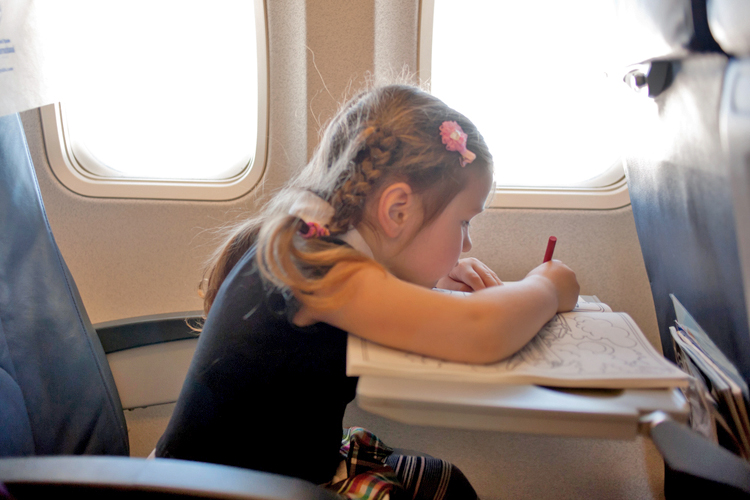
377,182,418,238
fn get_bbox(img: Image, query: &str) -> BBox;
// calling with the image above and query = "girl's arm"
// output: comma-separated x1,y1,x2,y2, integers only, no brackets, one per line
294,259,579,364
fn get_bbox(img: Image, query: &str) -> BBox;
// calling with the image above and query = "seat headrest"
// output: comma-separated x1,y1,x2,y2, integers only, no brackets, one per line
615,0,694,64
708,0,750,56
614,0,723,65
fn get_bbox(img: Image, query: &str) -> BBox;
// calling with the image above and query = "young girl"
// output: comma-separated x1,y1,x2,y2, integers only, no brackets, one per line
156,84,579,499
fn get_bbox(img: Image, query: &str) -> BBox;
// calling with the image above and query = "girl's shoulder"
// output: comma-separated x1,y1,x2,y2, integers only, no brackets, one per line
211,243,297,322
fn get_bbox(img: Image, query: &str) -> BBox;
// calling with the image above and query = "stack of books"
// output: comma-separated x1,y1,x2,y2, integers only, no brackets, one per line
669,295,750,459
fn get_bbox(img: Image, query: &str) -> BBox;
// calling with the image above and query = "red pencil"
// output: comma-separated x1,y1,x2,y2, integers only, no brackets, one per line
543,236,557,263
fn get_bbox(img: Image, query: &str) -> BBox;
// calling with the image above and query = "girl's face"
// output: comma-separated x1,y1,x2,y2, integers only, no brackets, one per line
388,169,493,288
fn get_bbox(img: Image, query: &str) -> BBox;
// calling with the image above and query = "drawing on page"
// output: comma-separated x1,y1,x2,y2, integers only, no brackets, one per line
502,313,671,375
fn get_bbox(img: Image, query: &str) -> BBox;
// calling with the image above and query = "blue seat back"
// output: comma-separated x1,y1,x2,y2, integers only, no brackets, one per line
0,113,128,456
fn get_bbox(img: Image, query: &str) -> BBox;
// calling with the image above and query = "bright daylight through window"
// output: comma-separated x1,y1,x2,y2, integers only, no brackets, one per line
56,1,257,181
429,1,630,188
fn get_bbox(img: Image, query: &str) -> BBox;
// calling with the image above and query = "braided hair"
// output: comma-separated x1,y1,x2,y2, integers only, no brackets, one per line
201,84,492,314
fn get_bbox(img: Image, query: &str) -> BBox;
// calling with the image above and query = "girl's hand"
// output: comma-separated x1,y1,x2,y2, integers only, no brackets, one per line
525,260,579,312
435,258,503,292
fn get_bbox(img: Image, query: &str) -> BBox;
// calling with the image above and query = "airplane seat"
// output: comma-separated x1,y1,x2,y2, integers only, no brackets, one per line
0,112,338,499
0,113,129,458
618,0,750,497
707,0,750,347
621,0,749,397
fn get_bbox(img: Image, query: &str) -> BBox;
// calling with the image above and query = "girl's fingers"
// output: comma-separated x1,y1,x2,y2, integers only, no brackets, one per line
453,267,484,290
478,264,502,287
447,258,503,291
435,275,473,292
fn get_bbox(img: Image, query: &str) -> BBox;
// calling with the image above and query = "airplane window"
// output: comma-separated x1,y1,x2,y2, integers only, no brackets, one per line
40,0,267,200
426,0,630,191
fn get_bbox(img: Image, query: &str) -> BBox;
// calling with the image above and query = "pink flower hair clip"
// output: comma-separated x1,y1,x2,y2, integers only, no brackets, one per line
299,221,330,239
439,121,476,167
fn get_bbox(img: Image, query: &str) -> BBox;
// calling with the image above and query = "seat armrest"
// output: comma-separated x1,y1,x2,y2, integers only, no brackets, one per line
94,311,204,354
95,312,205,409
0,456,340,500
641,414,750,497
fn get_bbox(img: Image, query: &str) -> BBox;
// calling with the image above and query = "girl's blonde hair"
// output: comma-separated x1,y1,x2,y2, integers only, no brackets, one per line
201,84,492,314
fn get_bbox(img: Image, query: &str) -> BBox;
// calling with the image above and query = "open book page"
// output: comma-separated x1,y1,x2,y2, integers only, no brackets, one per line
348,310,689,389
433,288,612,313
573,296,612,313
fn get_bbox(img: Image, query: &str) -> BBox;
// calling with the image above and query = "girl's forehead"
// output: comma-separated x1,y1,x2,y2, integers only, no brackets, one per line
473,168,495,200
453,169,494,214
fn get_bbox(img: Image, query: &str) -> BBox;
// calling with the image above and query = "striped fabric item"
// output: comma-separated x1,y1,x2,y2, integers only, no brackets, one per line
329,468,400,500
385,455,452,500
324,427,478,500
325,427,402,499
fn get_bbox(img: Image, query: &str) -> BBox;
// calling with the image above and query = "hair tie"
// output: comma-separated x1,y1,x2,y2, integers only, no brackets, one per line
439,121,476,167
287,191,374,258
298,221,330,239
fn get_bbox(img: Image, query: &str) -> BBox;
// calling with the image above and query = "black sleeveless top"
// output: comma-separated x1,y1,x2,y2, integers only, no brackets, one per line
156,245,358,484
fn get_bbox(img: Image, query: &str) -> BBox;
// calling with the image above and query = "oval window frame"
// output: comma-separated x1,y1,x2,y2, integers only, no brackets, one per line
41,0,269,202
419,0,630,210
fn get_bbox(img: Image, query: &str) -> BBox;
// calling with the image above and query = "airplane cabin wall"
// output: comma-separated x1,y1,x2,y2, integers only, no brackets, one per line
18,1,665,498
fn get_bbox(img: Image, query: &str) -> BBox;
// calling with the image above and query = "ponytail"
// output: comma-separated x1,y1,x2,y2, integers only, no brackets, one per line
200,194,379,316
255,210,378,311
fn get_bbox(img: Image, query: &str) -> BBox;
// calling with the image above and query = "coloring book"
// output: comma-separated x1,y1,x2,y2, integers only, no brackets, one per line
347,296,689,389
